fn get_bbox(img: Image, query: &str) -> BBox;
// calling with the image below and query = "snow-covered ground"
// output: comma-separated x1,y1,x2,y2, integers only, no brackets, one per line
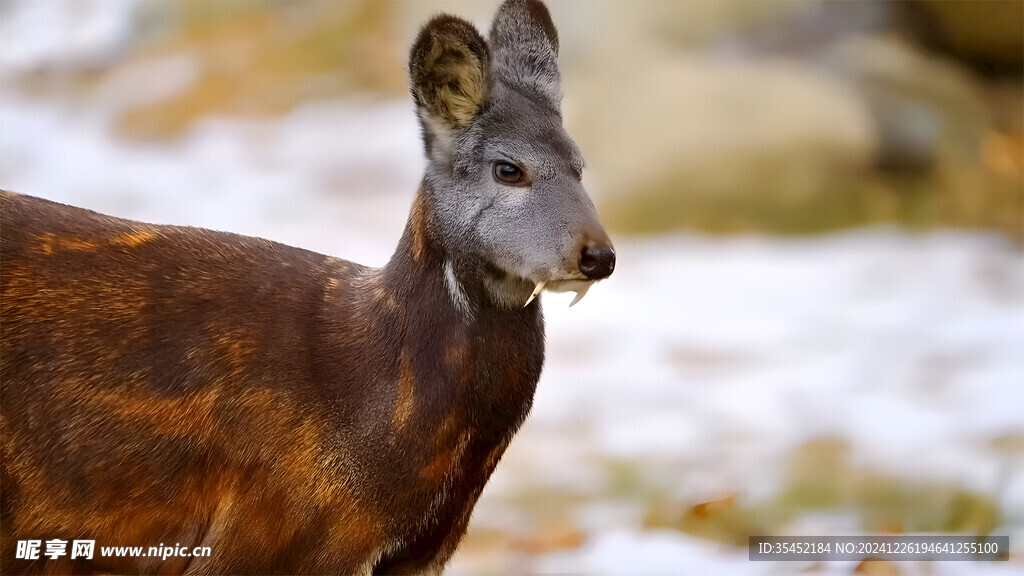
2,90,1022,575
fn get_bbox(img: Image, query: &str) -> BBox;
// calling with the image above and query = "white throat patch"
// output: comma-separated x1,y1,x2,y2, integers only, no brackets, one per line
444,260,473,320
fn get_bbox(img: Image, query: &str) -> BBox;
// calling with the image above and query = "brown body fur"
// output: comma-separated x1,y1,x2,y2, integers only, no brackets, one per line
0,190,543,574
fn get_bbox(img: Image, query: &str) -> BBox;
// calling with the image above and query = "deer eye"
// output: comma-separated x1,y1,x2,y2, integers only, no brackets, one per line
493,162,526,186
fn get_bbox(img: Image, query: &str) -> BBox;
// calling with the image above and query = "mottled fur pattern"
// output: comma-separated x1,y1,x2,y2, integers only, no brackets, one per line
410,14,491,161
0,1,611,574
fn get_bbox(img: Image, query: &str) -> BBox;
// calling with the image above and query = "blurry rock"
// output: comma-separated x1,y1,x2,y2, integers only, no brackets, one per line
723,0,1024,80
826,35,990,173
565,37,876,232
560,0,1019,236
712,0,891,57
870,95,940,172
708,1,992,174
901,0,1024,78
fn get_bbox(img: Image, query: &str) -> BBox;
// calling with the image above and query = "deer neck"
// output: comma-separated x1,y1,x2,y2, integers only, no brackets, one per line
318,187,544,450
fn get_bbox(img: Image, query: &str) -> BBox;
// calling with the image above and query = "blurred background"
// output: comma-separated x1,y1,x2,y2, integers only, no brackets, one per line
1,1,1022,573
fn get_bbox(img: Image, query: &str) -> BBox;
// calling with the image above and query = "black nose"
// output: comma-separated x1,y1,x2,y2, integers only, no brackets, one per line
579,244,615,279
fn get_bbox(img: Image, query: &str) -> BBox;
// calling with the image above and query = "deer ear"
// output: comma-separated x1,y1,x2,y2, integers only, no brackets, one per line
409,15,491,159
489,0,561,108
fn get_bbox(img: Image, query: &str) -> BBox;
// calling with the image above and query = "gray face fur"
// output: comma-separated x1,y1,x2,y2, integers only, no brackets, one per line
410,0,612,309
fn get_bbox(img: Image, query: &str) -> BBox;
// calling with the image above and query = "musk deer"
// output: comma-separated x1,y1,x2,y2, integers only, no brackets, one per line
0,1,614,574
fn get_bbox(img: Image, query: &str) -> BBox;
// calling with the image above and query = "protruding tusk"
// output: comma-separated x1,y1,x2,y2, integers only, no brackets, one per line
524,281,546,307
568,283,592,308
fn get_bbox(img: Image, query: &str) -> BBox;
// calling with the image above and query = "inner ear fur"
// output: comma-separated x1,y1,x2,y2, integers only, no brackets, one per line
409,15,491,135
